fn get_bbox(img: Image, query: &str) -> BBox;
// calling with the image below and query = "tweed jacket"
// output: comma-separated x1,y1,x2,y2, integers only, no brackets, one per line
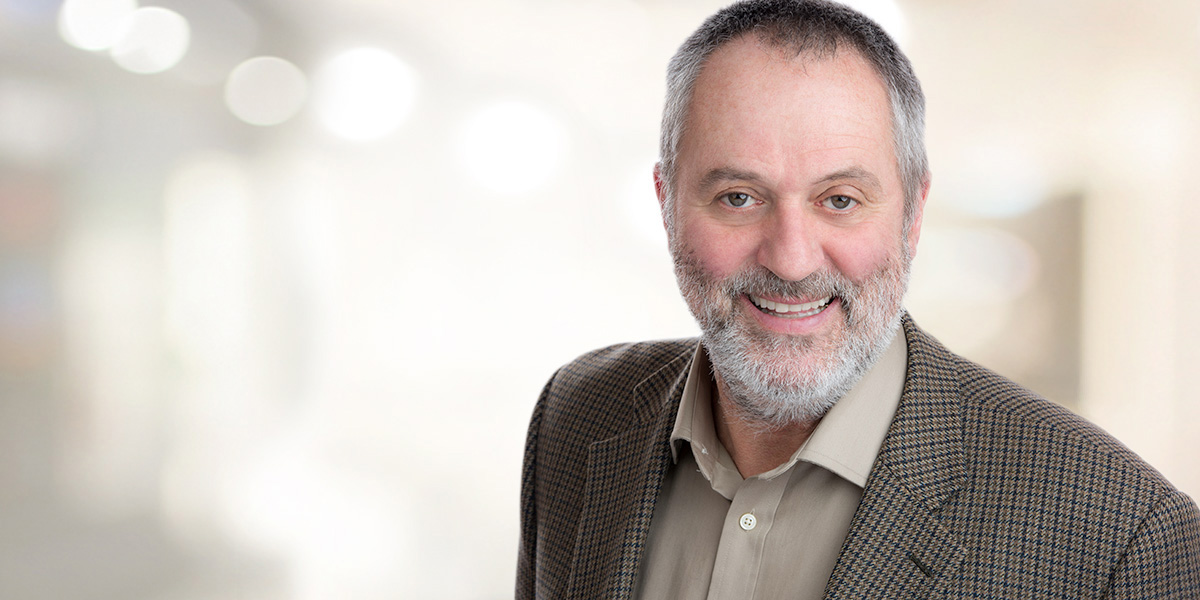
517,316,1200,599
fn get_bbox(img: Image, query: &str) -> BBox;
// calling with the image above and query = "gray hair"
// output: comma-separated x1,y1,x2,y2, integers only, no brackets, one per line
659,0,928,232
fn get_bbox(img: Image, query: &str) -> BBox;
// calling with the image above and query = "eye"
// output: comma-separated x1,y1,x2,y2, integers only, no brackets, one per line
719,192,756,208
823,195,858,211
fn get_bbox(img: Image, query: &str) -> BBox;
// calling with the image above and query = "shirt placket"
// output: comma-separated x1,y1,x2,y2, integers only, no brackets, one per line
705,472,791,599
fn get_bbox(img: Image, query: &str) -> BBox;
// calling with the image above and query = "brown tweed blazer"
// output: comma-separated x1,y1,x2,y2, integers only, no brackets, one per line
517,315,1200,599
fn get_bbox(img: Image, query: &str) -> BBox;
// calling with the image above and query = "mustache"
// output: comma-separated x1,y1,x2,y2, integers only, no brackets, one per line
718,266,856,300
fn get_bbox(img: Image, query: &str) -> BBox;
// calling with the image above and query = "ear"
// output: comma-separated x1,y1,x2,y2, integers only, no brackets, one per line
906,173,931,258
653,162,669,232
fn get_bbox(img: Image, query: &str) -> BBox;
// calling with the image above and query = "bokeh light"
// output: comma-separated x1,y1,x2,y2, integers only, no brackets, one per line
910,226,1040,304
312,47,417,141
225,56,309,126
57,0,137,51
457,100,568,196
109,6,190,74
940,141,1049,219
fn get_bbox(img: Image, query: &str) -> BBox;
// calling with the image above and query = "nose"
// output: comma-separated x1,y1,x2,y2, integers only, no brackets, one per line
756,203,824,282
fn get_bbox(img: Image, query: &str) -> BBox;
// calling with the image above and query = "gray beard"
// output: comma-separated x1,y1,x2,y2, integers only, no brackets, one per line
673,244,910,430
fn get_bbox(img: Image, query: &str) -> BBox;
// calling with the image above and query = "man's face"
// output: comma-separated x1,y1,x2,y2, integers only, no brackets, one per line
659,38,926,425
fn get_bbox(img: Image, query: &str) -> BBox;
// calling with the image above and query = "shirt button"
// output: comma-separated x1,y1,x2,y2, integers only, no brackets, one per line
739,513,757,531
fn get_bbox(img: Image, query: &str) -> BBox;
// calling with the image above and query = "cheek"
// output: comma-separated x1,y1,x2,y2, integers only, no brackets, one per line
823,228,902,282
676,218,760,279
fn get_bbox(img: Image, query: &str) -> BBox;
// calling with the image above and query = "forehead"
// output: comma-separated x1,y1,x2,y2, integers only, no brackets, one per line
679,37,896,182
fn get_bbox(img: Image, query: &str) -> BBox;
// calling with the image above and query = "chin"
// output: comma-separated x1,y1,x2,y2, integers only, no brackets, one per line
703,312,898,427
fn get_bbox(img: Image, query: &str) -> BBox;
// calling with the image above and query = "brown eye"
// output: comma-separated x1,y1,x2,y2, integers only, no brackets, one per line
721,192,754,208
824,195,857,210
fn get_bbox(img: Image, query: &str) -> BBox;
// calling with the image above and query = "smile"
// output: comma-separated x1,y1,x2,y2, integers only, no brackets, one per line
748,295,832,319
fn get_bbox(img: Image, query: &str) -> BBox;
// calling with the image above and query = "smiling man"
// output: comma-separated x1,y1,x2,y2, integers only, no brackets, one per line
517,1,1200,598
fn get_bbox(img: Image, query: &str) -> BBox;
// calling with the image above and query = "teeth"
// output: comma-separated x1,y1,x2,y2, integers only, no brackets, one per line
749,295,832,318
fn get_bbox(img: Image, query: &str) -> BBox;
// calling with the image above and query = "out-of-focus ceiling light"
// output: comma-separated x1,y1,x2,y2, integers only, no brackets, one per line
58,0,137,51
225,57,308,126
457,100,568,196
312,48,417,142
110,6,190,74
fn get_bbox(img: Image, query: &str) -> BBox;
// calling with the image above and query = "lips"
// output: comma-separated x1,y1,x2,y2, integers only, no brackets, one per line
748,294,833,318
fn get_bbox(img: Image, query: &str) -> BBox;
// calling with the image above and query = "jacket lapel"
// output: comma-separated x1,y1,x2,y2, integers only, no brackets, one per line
825,318,969,598
567,348,691,600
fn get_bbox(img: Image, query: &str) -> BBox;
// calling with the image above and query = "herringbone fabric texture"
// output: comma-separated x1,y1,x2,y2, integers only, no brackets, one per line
517,316,1200,599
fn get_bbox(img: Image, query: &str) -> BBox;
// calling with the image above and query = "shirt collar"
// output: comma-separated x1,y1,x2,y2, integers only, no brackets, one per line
670,330,908,490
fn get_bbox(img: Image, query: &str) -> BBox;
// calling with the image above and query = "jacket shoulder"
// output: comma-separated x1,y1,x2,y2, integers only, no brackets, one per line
539,339,696,442
952,352,1173,492
906,325,1200,583
899,323,1200,594
905,321,1173,493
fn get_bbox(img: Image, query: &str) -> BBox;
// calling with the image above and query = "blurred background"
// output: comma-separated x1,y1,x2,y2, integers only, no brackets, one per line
1,0,1198,598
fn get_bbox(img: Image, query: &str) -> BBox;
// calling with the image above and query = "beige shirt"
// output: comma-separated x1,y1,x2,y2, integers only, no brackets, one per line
633,333,908,599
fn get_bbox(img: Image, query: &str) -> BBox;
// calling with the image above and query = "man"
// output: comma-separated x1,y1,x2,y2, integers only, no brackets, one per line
517,1,1200,598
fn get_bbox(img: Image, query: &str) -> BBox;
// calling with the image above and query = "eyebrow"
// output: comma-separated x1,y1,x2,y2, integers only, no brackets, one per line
816,166,882,191
697,165,883,191
697,167,767,191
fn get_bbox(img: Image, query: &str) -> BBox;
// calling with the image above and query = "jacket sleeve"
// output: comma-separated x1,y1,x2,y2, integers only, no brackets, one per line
516,373,554,600
1106,489,1200,598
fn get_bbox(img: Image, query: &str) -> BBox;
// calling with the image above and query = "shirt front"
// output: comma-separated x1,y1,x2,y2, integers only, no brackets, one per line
633,332,908,599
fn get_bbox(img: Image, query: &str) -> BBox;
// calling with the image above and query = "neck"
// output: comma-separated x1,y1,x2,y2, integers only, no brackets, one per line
711,375,820,478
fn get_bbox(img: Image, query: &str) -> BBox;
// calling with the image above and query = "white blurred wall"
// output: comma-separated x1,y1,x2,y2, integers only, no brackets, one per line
0,0,1197,598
